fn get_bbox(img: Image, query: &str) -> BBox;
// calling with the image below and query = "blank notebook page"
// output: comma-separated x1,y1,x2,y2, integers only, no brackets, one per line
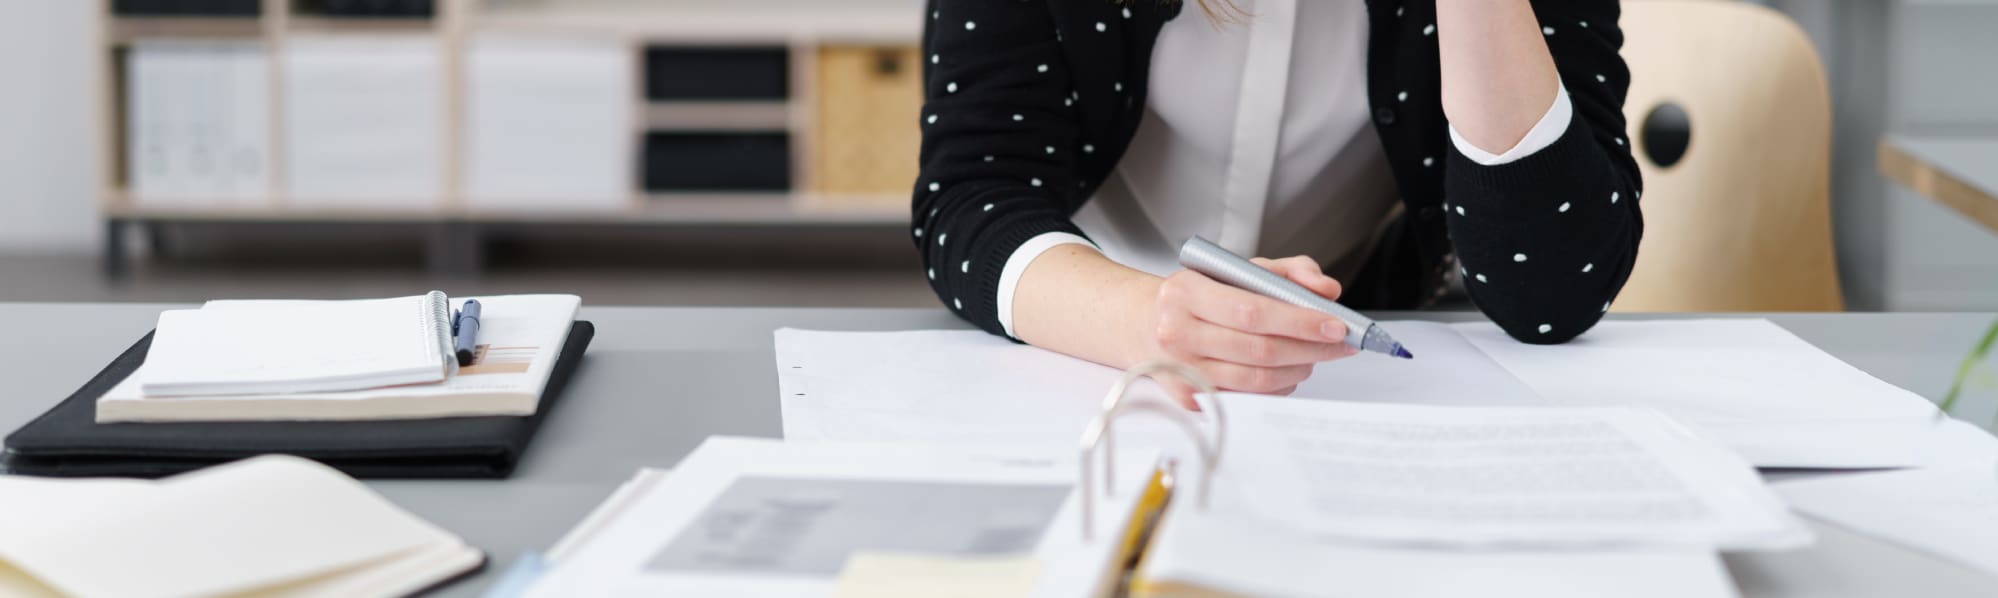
140,295,450,397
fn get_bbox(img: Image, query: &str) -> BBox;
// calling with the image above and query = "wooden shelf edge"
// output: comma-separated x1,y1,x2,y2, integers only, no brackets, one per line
285,16,438,34
109,17,263,43
470,10,920,44
1878,138,1998,235
103,193,908,226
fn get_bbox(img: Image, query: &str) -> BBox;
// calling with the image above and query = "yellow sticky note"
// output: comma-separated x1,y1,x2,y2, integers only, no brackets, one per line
832,552,1041,598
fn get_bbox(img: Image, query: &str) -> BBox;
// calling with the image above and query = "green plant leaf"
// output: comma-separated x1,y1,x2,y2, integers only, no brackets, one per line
1939,317,1998,420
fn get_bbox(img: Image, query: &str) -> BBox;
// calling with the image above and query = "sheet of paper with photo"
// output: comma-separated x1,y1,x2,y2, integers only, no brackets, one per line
520,437,1161,598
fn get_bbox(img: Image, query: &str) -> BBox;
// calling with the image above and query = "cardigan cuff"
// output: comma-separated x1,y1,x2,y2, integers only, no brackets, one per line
1443,111,1619,218
1448,80,1572,166
996,232,1099,338
959,207,1092,340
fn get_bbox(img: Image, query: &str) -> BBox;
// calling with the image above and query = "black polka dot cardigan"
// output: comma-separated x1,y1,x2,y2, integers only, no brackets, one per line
912,0,1642,344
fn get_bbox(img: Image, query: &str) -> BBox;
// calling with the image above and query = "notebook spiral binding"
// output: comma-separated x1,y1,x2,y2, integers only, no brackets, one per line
1078,360,1226,542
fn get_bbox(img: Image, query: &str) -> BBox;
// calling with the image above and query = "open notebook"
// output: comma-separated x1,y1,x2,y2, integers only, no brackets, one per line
96,294,580,423
0,455,481,598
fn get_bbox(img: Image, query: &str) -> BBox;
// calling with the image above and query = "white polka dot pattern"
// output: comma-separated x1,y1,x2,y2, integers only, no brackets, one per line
908,1,1643,343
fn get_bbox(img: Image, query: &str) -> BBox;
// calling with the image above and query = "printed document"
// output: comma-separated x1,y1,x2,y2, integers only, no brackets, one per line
1210,396,1810,549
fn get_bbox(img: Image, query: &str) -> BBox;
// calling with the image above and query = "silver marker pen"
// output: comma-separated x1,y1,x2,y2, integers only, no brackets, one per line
1178,236,1414,359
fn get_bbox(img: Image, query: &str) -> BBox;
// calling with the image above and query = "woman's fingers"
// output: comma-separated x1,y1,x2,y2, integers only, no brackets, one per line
1251,255,1344,301
1150,261,1359,403
1193,359,1315,395
1157,314,1343,366
1156,375,1202,411
1159,270,1345,342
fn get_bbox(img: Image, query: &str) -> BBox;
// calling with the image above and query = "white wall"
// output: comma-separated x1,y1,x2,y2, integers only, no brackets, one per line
0,0,99,253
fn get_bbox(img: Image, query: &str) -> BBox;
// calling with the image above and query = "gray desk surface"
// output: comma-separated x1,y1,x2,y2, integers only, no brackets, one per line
4,304,1997,597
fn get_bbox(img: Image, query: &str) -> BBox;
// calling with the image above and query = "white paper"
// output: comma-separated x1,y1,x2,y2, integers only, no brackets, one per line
98,294,580,422
774,322,1545,457
1140,508,1740,598
1293,321,1551,406
0,455,475,598
523,437,1159,598
1774,462,1998,580
1454,319,1943,468
1210,396,1809,550
140,295,447,397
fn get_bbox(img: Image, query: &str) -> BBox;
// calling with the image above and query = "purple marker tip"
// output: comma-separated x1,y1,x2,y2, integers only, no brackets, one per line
1391,345,1414,359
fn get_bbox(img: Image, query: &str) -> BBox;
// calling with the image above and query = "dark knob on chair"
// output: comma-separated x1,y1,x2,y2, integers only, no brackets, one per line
1640,102,1692,169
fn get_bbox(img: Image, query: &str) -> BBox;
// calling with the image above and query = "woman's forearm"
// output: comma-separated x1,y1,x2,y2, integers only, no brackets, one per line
1010,245,1163,369
1435,0,1562,153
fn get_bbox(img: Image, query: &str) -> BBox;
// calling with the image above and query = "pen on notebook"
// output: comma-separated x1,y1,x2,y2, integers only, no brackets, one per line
1178,236,1414,359
454,299,481,367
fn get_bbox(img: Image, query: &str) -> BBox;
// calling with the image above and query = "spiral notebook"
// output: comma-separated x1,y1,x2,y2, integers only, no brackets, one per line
137,292,459,398
98,294,579,423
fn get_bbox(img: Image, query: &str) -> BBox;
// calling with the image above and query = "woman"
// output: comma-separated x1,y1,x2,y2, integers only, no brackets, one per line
912,0,1641,399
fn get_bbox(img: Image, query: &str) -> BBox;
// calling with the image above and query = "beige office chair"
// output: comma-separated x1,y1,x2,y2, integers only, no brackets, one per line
1613,0,1845,311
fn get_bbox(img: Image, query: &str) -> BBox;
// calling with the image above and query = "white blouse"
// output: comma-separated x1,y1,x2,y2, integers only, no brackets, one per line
996,0,1573,337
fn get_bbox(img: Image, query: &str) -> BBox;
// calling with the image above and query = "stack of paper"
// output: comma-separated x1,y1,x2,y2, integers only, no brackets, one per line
0,455,481,598
1454,319,1943,468
775,319,1944,469
1193,396,1809,550
774,323,1549,454
1773,464,1998,581
139,292,457,398
97,294,581,423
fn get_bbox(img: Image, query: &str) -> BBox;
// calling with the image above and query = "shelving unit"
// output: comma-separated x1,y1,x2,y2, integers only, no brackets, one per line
96,0,924,275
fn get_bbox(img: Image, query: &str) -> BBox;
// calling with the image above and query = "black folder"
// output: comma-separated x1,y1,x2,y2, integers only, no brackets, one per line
1,322,593,479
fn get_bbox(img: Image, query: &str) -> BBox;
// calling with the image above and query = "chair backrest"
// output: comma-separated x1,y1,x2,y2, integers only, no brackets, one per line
1614,0,1844,311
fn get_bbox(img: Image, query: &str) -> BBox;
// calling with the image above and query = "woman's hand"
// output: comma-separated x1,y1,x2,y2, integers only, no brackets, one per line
1148,256,1357,408
1009,247,1355,410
